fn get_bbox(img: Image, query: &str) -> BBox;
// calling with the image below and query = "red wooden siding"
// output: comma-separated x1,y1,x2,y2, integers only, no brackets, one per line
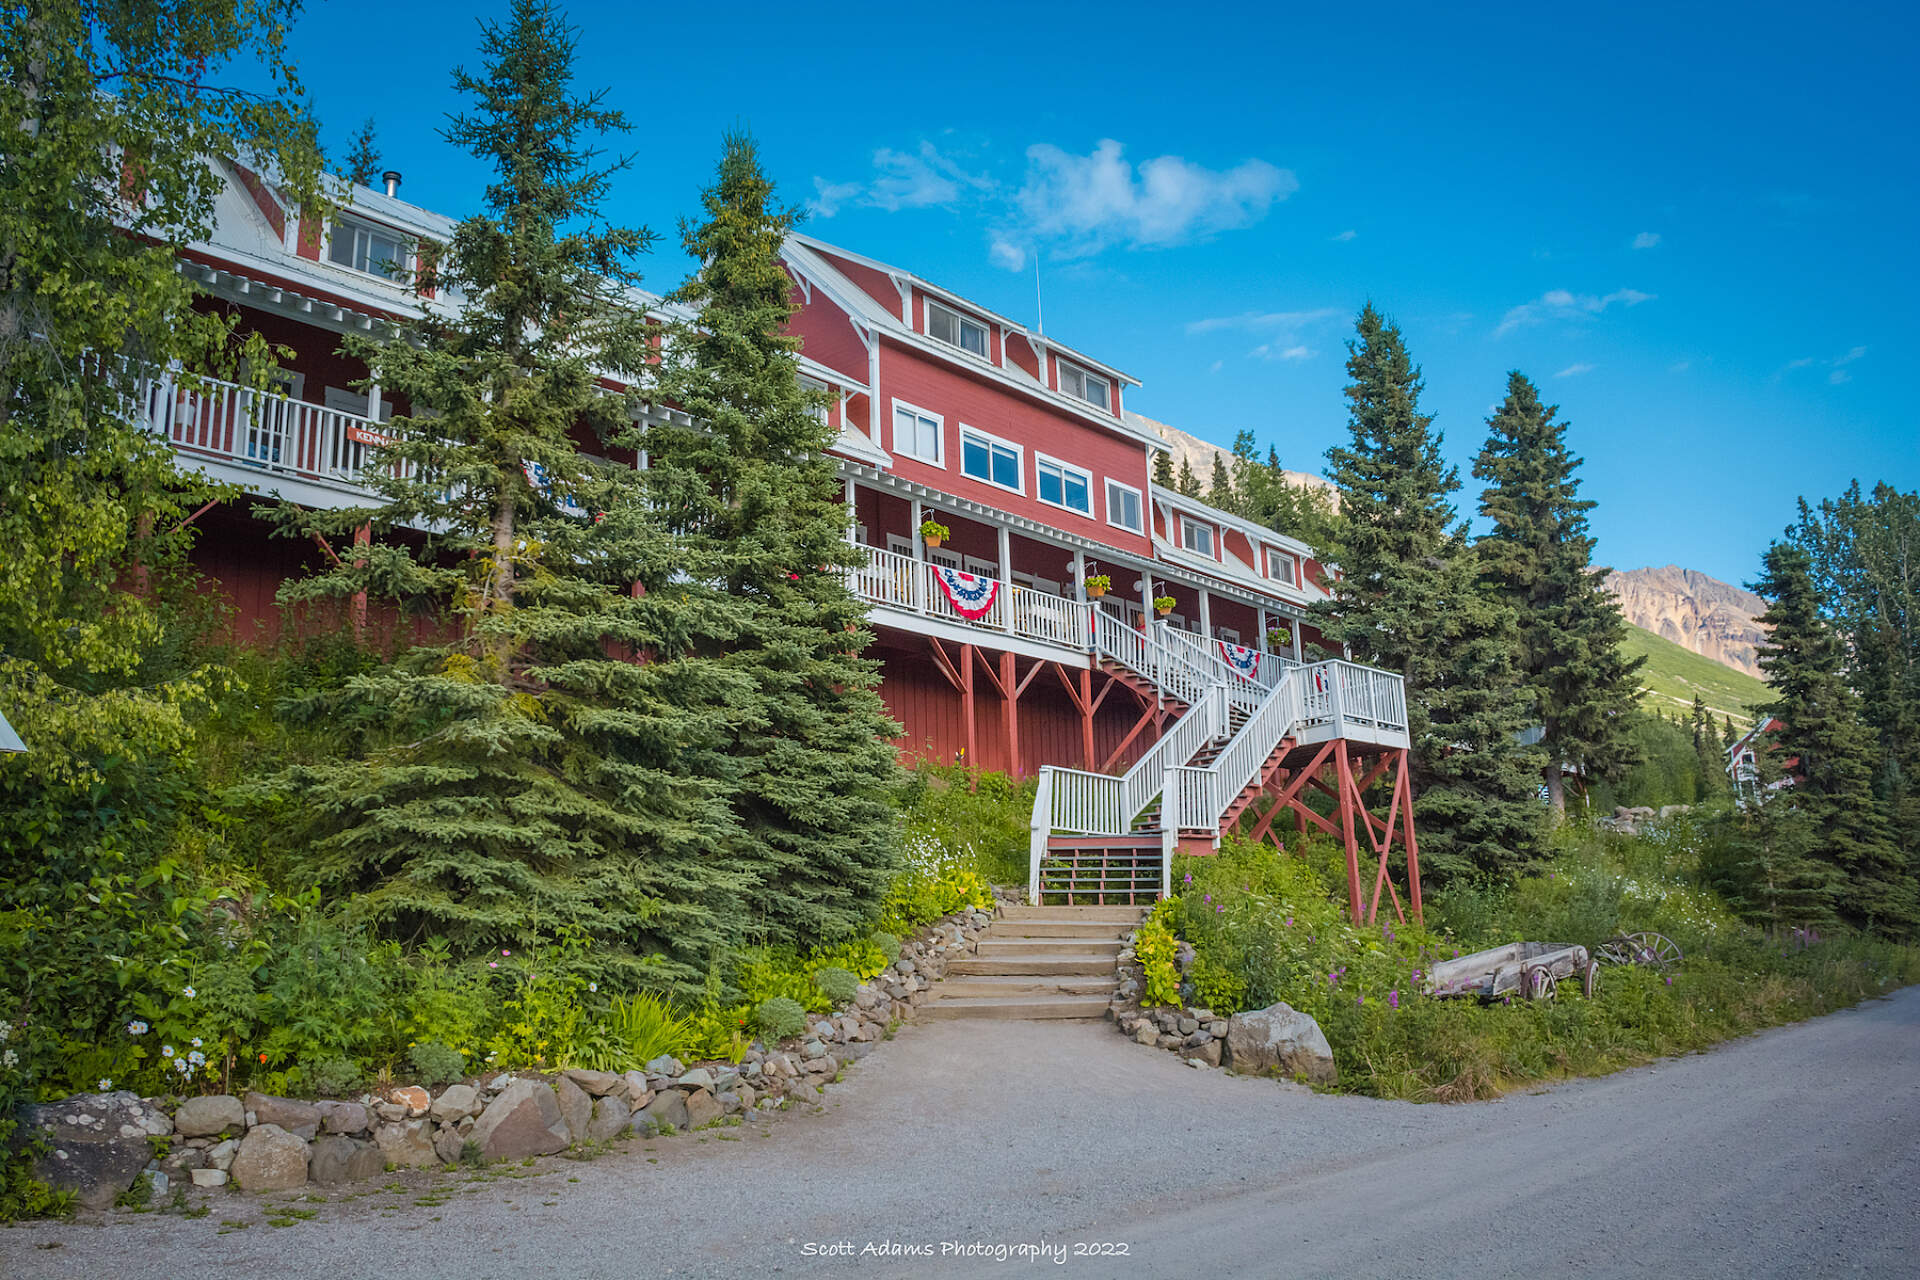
814,249,903,319
787,280,870,384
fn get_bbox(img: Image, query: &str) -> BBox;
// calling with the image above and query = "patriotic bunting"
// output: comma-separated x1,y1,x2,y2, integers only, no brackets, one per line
932,566,1000,620
1218,640,1262,680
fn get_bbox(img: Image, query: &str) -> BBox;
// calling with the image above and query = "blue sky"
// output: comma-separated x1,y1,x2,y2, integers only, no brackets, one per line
285,0,1915,585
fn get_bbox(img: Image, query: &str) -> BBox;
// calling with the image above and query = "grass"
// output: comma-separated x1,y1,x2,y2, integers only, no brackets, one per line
1624,624,1770,725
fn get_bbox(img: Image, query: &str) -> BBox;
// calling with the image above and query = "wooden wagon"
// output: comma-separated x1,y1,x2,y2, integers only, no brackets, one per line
1426,941,1598,1002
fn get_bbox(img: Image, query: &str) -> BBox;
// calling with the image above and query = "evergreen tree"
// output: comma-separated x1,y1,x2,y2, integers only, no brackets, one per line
1152,447,1175,489
1723,715,1738,750
265,0,753,990
1175,453,1201,498
1473,371,1643,818
1704,752,1837,933
1206,452,1234,511
343,116,381,187
1319,305,1542,880
1752,541,1914,936
1691,694,1726,800
647,133,902,948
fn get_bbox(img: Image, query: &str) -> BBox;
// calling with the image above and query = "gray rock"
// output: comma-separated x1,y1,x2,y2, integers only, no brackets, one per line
430,1083,481,1123
894,957,916,976
1208,1021,1230,1039
716,1091,741,1114
1156,1034,1184,1051
470,1080,570,1160
308,1135,385,1185
244,1093,320,1141
432,1126,466,1166
1133,1023,1158,1046
190,1167,228,1188
801,1039,826,1059
1184,1029,1213,1047
316,1100,369,1135
587,1095,631,1142
1191,1038,1223,1068
174,1094,246,1139
838,1041,876,1062
554,1075,592,1145
21,1092,163,1210
736,1084,758,1111
1224,1001,1338,1085
673,1068,715,1091
682,1088,723,1129
373,1119,437,1168
637,1089,689,1134
563,1069,620,1097
621,1070,649,1102
1174,941,1196,972
373,1101,407,1123
229,1123,309,1192
207,1138,239,1171
1177,1016,1199,1035
643,1055,683,1077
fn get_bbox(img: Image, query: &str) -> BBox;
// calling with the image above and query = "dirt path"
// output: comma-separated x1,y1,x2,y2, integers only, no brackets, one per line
7,989,1917,1279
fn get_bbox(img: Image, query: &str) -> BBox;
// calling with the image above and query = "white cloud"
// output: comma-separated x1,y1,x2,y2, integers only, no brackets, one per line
1332,229,1357,242
1784,357,1815,370
1496,287,1655,336
1669,360,1691,373
1012,139,1296,258
988,237,1026,271
1186,307,1339,336
1829,369,1851,385
1835,345,1867,366
1554,362,1596,378
808,178,862,218
1779,347,1864,383
1632,231,1662,249
808,141,992,218
1208,359,1224,374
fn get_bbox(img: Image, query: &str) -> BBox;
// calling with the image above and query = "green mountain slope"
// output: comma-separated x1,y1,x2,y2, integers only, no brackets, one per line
1624,624,1770,725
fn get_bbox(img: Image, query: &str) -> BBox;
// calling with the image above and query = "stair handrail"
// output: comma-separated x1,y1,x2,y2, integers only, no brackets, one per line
1185,664,1310,832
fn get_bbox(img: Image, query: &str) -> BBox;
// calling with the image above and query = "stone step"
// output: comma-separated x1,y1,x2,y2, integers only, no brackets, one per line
990,919,1137,939
946,955,1119,977
998,904,1144,922
934,975,1118,999
977,937,1124,958
919,994,1112,1021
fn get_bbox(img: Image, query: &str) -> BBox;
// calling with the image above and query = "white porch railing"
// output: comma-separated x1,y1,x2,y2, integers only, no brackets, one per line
847,544,1096,652
137,371,402,493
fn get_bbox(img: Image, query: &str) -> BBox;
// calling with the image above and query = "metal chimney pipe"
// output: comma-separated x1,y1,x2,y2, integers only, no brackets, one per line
381,170,401,198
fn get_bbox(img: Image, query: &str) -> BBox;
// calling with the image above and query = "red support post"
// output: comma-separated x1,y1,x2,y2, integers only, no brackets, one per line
961,643,976,775
1335,744,1365,924
350,521,371,639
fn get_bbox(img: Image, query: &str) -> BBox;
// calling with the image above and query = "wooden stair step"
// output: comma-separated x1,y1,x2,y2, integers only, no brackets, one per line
977,937,1124,957
918,994,1112,1021
991,919,1137,938
934,975,1118,999
947,955,1120,976
998,905,1144,922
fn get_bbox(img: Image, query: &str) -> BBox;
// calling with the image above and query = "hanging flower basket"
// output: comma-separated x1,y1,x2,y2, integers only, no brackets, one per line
1085,574,1111,599
1154,595,1176,617
919,518,950,549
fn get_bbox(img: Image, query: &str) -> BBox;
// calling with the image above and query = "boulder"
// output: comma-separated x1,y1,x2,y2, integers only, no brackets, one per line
207,1138,239,1171
587,1095,631,1142
432,1127,466,1166
1132,1023,1158,1046
244,1093,320,1141
191,1168,229,1188
1188,1039,1223,1068
308,1135,384,1185
554,1075,592,1145
563,1069,620,1097
636,1089,689,1134
387,1085,431,1116
643,1055,682,1077
174,1094,246,1138
681,1089,722,1129
373,1119,437,1168
674,1068,715,1091
20,1092,167,1210
470,1079,569,1160
430,1084,481,1123
229,1123,310,1192
620,1070,649,1102
1223,1002,1338,1085
316,1100,369,1135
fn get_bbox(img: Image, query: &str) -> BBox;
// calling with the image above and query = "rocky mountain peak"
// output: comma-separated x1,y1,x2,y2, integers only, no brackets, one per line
1606,565,1767,678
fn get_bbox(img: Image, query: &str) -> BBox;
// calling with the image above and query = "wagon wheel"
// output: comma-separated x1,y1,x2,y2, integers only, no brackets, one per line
1524,966,1556,1002
1582,959,1600,999
1622,931,1683,968
1595,936,1637,966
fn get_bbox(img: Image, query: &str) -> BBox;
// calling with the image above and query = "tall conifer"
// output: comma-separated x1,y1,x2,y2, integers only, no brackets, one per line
1175,454,1201,498
1473,372,1643,818
648,134,902,948
1320,306,1541,880
1206,452,1234,510
1153,447,1175,489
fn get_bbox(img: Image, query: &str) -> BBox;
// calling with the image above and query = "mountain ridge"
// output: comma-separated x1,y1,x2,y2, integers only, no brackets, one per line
1606,565,1766,679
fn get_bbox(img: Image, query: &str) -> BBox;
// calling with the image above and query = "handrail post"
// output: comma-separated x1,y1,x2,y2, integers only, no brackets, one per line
1330,662,1348,739
1029,767,1054,905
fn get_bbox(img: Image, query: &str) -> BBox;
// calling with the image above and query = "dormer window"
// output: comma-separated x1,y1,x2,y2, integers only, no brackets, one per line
1179,514,1215,557
927,300,988,358
1264,547,1297,586
1058,361,1110,411
328,215,410,279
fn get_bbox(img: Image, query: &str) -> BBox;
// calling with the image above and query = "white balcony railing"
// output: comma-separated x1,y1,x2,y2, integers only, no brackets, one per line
138,371,401,493
846,544,1096,653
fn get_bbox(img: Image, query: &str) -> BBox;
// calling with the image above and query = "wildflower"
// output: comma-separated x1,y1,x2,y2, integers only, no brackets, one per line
191,1037,203,1048
1284,917,1293,927
588,982,598,993
1182,873,1192,885
161,1044,175,1058
1665,976,1673,986
175,1059,191,1075
1215,905,1224,913
1,1049,17,1069
182,986,196,999
126,1020,148,1036
502,949,511,957
258,1052,267,1063
188,1051,205,1066
1355,995,1364,1007
1388,990,1400,1010
1204,894,1212,904
98,1078,113,1091
489,961,499,969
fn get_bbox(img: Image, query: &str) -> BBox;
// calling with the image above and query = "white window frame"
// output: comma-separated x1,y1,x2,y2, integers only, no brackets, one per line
1034,452,1093,517
1057,360,1111,411
926,299,990,360
1264,546,1297,587
801,375,831,427
1104,478,1144,533
327,215,411,280
1179,514,1216,557
890,399,945,468
886,534,916,559
958,425,1024,495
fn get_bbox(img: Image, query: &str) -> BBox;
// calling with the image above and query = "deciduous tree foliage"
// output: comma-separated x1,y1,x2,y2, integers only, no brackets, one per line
1319,305,1542,880
263,0,755,990
647,133,902,948
1473,372,1643,817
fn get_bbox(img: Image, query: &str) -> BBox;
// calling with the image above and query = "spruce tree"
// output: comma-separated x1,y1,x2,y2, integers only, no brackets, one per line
1153,447,1175,489
1206,452,1234,511
1319,305,1542,880
1723,715,1738,750
264,0,753,990
1473,371,1643,818
647,133,902,948
1752,541,1914,936
343,117,381,187
1691,694,1725,800
1175,454,1201,497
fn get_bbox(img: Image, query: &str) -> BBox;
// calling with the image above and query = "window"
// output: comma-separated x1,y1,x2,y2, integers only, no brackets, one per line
801,376,831,427
960,428,1022,492
328,216,410,279
1179,514,1215,557
892,402,943,465
1264,547,1297,586
1058,361,1110,411
1105,479,1143,532
927,300,989,358
1036,454,1092,515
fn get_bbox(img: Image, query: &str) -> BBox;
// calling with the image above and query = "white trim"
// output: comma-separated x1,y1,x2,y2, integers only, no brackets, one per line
1034,451,1094,517
925,297,993,364
1104,477,1144,534
1179,513,1217,558
889,397,946,469
1263,545,1298,587
958,424,1025,495
1056,358,1111,413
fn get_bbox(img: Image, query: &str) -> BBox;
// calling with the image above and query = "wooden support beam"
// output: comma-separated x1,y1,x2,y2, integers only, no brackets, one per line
1336,743,1365,923
1101,700,1160,773
350,521,371,638
926,637,965,693
961,643,976,773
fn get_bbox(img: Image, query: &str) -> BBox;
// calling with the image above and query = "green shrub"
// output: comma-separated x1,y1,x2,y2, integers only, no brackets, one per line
754,997,807,1042
812,967,859,1005
808,936,889,981
591,993,697,1071
1133,910,1182,1007
870,931,901,964
407,1041,467,1087
301,1057,360,1096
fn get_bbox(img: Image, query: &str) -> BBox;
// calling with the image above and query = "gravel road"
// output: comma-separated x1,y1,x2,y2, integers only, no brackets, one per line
7,988,1917,1279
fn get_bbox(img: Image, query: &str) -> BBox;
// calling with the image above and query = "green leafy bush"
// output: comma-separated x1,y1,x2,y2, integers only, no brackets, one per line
579,992,697,1072
812,967,859,1005
301,1057,360,1096
1133,909,1182,1007
870,931,901,964
754,997,807,1042
808,937,888,981
407,1041,467,1087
